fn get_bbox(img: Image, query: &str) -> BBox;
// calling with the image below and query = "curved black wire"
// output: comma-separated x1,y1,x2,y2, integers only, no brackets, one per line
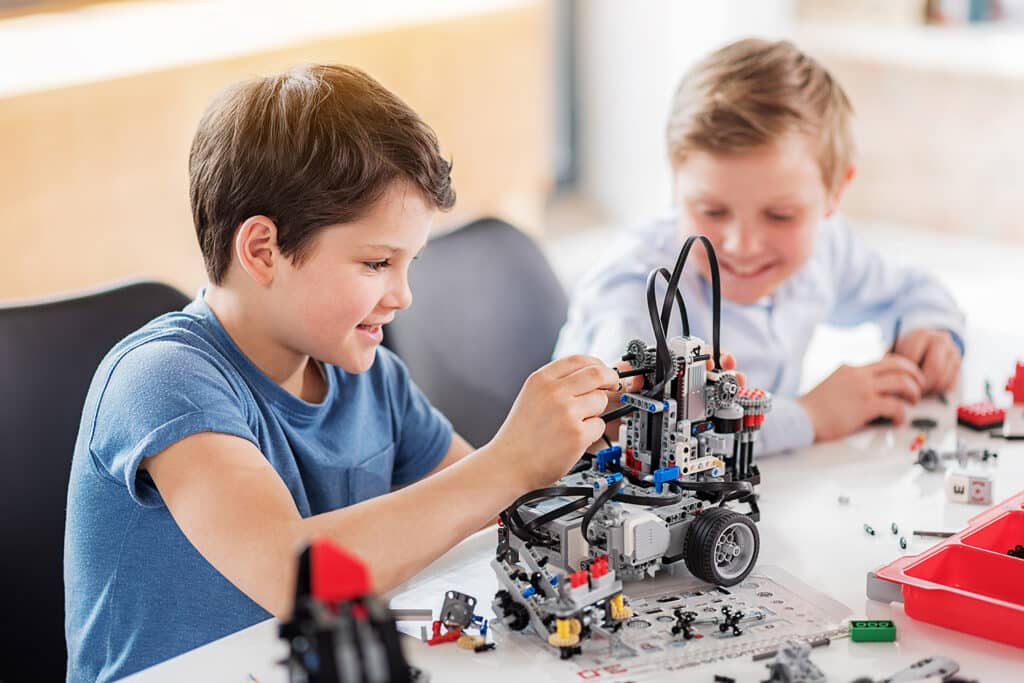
579,477,624,543
657,235,723,371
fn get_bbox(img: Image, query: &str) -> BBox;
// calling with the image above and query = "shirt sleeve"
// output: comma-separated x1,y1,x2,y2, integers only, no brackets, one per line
755,395,815,456
377,349,453,486
554,224,678,364
86,338,258,507
826,217,965,354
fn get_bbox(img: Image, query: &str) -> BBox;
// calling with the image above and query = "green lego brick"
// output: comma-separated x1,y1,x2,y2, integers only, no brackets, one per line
849,619,896,642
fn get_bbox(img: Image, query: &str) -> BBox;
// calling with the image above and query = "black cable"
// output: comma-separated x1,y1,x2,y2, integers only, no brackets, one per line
501,486,596,546
579,477,624,543
522,494,593,535
601,434,613,449
645,268,675,390
658,235,723,371
601,403,637,423
615,490,683,506
665,478,752,496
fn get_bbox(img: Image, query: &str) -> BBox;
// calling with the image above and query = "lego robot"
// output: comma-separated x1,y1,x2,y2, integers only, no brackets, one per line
492,235,771,657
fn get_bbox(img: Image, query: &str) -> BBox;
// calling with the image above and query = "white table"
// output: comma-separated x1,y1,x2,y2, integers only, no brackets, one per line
123,398,1024,682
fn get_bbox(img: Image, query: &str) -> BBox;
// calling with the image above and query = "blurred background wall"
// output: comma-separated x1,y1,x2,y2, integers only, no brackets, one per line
1,0,554,299
2,0,1022,310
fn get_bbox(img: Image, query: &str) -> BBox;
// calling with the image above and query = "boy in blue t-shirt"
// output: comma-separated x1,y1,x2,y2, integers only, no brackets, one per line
555,39,964,454
64,65,625,682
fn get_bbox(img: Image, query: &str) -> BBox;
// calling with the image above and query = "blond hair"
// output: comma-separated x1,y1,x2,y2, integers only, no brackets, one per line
666,38,854,192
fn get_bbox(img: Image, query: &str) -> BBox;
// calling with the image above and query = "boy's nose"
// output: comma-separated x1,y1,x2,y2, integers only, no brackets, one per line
721,225,762,257
385,277,414,310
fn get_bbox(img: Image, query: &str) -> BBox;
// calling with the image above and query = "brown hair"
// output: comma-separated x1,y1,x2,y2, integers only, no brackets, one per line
189,64,455,284
666,38,853,192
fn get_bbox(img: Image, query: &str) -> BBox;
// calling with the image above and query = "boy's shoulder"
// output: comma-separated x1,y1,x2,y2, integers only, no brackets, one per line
581,215,681,287
92,301,236,395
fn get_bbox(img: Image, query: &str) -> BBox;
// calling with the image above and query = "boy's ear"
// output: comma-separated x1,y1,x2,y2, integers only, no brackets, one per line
234,215,280,286
825,164,856,217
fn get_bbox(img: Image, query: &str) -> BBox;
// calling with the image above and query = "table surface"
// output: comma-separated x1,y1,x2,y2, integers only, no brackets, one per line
123,335,1024,683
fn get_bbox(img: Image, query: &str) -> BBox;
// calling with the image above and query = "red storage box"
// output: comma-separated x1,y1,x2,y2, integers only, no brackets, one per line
871,491,1024,648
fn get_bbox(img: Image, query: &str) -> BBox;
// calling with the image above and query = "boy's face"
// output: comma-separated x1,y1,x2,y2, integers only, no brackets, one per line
672,133,843,305
272,179,434,374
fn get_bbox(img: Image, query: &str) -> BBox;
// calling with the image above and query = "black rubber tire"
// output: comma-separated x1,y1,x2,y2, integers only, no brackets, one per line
683,507,759,586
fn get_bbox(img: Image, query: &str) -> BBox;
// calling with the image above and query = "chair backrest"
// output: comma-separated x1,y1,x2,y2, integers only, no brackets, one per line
383,218,568,447
0,280,191,682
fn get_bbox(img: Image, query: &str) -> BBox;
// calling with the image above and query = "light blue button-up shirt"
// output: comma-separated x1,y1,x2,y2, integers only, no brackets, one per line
553,214,964,454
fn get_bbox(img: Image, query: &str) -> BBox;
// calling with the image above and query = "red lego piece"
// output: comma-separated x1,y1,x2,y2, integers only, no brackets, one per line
569,570,589,588
737,387,766,399
590,555,609,579
426,619,462,645
310,538,371,603
743,414,766,428
1007,362,1024,405
957,401,1006,431
909,433,927,452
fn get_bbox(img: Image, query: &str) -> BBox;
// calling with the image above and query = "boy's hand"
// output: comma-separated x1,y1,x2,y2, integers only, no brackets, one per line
492,355,620,490
797,356,925,442
893,328,961,395
596,351,744,450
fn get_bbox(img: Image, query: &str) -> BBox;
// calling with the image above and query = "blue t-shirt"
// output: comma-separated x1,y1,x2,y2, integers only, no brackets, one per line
64,293,452,683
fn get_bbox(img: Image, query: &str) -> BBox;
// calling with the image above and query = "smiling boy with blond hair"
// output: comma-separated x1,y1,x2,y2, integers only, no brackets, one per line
556,38,964,453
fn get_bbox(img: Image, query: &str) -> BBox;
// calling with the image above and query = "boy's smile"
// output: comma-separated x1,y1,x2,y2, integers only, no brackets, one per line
672,133,847,305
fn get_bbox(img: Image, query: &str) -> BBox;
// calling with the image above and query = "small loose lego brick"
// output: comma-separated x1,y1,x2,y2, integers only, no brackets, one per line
944,470,969,504
849,619,896,642
956,401,1005,431
967,475,993,505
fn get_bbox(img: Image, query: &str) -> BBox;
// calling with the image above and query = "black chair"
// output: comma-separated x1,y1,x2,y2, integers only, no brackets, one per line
383,217,568,447
0,280,191,682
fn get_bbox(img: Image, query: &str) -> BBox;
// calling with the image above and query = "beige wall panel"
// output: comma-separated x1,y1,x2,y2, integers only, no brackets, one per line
810,56,1024,241
1,2,553,299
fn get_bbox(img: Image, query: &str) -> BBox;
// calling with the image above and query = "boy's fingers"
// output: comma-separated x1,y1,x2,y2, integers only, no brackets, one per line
937,358,960,394
571,389,613,421
919,339,947,391
562,363,621,396
874,354,926,387
895,333,929,368
615,375,644,393
876,373,922,404
581,415,610,448
736,370,746,388
544,355,607,381
873,396,908,426
705,352,737,371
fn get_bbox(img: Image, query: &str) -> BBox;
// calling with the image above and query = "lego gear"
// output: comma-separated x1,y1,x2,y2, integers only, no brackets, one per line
624,338,653,370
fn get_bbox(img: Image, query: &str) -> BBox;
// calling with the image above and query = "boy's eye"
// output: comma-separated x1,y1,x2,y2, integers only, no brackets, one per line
702,209,727,219
766,212,794,222
364,259,391,272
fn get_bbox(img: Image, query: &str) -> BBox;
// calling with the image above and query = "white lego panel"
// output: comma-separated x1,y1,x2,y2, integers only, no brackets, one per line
622,510,670,563
967,475,993,505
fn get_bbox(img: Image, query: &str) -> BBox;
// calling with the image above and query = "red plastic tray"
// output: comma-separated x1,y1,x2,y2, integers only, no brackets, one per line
873,490,1024,648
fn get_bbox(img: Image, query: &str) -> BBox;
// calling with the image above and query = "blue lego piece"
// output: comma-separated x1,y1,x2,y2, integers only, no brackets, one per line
595,445,622,472
549,576,558,586
653,465,680,493
593,472,623,490
480,619,488,636
522,586,536,599
692,419,714,435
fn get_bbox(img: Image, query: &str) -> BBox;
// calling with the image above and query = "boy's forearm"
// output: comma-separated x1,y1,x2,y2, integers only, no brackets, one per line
297,442,524,594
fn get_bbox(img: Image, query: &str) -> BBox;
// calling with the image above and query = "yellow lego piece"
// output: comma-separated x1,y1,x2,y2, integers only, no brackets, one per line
609,593,633,620
547,617,581,647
